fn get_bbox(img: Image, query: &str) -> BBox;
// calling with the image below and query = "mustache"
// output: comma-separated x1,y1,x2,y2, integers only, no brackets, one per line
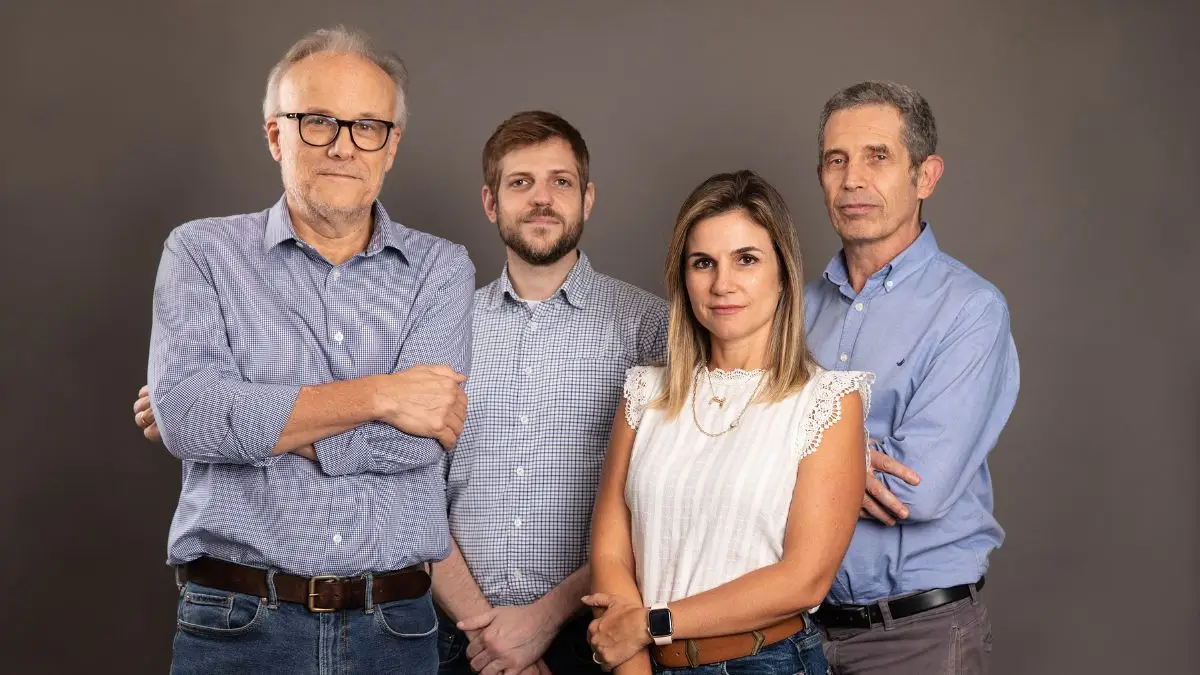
520,205,563,223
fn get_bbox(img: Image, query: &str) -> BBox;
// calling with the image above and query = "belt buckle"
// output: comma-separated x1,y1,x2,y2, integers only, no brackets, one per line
307,575,340,613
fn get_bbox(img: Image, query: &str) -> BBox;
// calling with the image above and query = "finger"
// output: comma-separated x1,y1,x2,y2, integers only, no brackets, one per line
866,474,909,519
426,364,468,383
871,450,920,485
861,493,896,526
465,638,484,660
143,423,161,443
581,593,613,607
138,384,150,397
472,650,502,675
457,609,497,632
437,429,458,452
134,396,151,414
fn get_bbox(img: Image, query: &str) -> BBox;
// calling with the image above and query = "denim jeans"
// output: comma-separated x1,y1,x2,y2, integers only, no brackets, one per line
652,619,831,675
170,579,439,674
437,611,602,674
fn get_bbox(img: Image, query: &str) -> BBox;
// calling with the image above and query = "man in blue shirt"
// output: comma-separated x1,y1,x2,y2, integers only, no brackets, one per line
804,81,1020,674
138,26,473,673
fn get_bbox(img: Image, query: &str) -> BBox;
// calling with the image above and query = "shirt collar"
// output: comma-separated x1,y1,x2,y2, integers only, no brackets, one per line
486,251,596,310
263,195,408,262
821,222,940,293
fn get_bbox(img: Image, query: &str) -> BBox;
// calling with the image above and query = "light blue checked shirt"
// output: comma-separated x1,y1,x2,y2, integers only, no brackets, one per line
804,223,1019,604
148,196,474,577
446,252,668,606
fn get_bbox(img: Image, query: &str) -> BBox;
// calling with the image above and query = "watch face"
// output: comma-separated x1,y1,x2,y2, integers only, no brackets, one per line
648,608,673,637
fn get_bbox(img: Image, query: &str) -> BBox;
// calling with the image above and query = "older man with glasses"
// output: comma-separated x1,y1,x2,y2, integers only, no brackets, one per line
138,26,474,674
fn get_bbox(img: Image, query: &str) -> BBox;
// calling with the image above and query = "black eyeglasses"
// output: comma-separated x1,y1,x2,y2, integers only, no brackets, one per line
280,113,395,152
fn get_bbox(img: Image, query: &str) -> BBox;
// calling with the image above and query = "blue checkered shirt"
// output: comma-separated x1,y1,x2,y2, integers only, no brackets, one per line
446,253,667,606
149,196,474,577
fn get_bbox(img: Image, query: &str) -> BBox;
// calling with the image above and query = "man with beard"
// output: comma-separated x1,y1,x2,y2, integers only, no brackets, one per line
432,111,668,675
137,110,668,674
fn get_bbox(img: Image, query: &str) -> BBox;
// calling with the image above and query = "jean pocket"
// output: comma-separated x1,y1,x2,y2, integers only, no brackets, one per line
375,594,439,639
176,582,269,638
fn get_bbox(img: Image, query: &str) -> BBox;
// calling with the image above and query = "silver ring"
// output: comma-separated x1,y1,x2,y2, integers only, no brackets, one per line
592,652,602,665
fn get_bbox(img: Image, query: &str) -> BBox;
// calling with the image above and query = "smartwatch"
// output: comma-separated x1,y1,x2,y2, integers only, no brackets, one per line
646,603,673,646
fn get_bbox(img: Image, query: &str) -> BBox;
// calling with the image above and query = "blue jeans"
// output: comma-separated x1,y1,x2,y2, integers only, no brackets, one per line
652,619,830,675
170,579,439,674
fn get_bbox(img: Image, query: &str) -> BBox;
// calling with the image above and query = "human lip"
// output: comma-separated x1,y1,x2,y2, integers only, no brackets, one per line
837,203,877,215
709,305,744,315
317,171,362,180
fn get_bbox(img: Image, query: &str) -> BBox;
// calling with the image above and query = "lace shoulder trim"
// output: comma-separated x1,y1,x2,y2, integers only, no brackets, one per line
796,370,875,466
622,365,664,430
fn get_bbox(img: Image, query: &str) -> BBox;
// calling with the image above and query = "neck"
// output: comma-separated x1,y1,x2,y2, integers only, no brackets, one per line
506,249,579,301
707,328,772,372
288,200,374,266
843,218,921,293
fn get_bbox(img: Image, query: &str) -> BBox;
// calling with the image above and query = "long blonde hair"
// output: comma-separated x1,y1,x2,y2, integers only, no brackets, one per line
655,170,817,418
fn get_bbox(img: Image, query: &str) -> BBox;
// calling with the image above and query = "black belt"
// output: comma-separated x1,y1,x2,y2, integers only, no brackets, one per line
814,577,984,629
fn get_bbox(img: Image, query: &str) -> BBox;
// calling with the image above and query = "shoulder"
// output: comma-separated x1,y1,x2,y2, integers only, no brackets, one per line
394,222,474,274
926,251,1010,317
594,271,668,317
794,367,874,462
167,208,269,251
622,365,667,429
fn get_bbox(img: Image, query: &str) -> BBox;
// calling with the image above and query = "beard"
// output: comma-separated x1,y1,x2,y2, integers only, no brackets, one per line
498,204,585,266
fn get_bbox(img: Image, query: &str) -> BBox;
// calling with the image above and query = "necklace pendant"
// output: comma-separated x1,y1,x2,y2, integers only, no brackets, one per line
710,396,726,408
729,420,739,428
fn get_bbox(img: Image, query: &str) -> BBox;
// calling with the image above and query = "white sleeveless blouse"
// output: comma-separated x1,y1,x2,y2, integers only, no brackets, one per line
621,365,873,606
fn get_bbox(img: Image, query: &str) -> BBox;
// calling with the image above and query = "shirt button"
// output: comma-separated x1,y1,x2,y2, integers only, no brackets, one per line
513,569,522,581
295,241,304,249
519,415,529,425
515,466,526,476
855,303,864,312
513,518,522,529
529,323,539,332
885,280,894,289
839,353,849,362
332,270,341,281
333,331,344,342
524,366,534,376
332,533,342,544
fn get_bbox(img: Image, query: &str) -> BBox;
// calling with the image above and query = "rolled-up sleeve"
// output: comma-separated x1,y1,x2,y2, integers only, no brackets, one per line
315,245,475,476
148,229,300,466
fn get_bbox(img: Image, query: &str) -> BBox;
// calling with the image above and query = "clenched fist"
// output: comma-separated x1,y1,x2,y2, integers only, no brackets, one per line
371,365,468,450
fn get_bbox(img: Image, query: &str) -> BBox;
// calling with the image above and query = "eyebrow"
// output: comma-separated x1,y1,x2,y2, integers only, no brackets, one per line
303,107,389,120
686,246,765,259
866,144,891,155
503,168,580,180
822,148,848,162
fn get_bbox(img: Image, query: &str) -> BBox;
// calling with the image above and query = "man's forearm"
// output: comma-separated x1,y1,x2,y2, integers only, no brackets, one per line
432,538,492,627
535,564,591,629
272,376,383,454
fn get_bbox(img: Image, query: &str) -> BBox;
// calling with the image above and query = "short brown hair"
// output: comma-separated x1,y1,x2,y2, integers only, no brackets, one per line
481,111,590,196
656,169,817,418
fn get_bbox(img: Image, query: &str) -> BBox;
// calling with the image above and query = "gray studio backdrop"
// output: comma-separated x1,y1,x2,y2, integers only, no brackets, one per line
2,1,1196,673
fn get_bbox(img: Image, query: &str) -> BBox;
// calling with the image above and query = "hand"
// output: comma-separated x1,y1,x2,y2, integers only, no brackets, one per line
582,593,651,670
372,365,468,450
516,660,552,675
458,604,557,675
861,442,920,525
133,385,161,442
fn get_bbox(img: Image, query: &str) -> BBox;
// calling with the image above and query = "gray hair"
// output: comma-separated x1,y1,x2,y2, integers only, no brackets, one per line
262,25,410,130
817,81,937,169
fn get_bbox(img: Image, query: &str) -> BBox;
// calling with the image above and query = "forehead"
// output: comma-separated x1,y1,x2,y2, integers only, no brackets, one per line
686,209,773,251
278,52,396,119
823,104,905,149
498,138,579,176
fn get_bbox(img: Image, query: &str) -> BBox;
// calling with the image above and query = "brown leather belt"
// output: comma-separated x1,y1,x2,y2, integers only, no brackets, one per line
651,614,808,668
178,557,431,613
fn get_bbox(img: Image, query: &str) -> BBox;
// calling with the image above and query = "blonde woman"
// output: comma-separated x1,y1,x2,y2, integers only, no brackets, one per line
585,170,871,674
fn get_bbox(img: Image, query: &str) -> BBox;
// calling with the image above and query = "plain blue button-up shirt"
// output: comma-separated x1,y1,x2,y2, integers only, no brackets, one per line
804,224,1020,604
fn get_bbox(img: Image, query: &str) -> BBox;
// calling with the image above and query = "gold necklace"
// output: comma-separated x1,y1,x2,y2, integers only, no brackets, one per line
691,366,766,437
705,366,728,408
